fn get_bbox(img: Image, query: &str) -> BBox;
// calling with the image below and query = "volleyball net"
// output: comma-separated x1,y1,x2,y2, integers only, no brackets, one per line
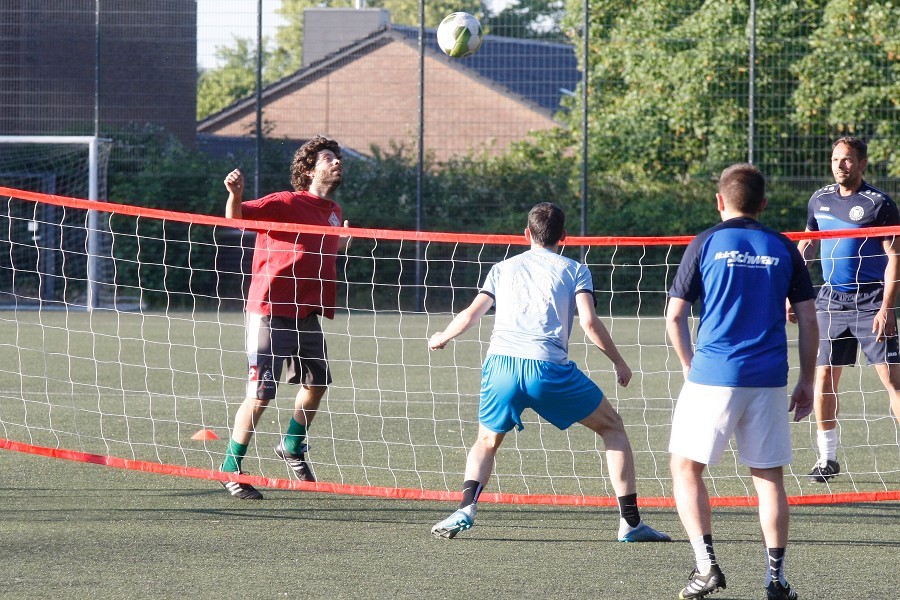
3,185,900,506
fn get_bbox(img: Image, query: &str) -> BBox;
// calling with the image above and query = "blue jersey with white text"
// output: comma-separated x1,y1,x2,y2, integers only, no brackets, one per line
806,182,899,292
668,218,814,387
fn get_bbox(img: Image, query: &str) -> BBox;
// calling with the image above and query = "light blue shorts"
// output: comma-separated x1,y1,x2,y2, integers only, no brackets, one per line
479,354,604,434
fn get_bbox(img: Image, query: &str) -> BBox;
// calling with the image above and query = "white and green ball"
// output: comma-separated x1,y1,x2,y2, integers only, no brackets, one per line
437,12,483,58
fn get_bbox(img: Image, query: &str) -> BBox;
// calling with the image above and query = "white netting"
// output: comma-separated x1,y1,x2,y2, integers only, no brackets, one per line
2,189,900,502
0,137,118,310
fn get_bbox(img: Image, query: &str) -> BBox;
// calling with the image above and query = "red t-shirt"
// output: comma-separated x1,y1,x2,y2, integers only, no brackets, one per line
241,190,342,319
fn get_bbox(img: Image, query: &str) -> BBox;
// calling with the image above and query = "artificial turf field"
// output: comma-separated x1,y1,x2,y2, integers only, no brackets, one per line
3,449,900,600
3,310,900,598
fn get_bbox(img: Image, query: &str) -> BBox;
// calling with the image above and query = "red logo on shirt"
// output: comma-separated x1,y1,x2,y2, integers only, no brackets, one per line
248,366,258,381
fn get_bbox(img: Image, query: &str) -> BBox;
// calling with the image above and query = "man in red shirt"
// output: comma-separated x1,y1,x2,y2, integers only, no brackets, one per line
220,135,349,499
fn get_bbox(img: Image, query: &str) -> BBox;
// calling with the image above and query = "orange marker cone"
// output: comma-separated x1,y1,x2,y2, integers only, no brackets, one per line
191,429,221,441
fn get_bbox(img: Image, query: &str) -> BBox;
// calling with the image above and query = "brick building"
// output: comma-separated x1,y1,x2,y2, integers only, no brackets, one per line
0,0,196,144
198,9,580,161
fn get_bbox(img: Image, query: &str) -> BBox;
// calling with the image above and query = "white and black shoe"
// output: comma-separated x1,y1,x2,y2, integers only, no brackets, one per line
220,470,263,500
807,459,840,483
766,580,798,600
679,564,726,599
275,441,316,482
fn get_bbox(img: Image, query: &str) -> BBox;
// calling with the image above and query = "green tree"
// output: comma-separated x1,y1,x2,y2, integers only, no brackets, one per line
268,0,352,80
791,0,900,175
197,38,269,120
561,0,757,180
559,0,898,182
367,1,487,27
106,125,234,308
484,0,567,40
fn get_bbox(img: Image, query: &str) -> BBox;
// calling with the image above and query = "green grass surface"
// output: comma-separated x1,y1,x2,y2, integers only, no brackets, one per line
3,310,900,598
3,450,900,599
3,310,900,500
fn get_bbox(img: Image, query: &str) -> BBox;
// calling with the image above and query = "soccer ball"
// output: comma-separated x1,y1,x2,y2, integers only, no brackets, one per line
436,12,483,58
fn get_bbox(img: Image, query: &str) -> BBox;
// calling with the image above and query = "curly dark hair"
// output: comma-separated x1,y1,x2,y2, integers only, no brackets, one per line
290,135,342,191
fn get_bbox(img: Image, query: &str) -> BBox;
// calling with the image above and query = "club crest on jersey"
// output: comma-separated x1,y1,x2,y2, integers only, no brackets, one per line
849,206,865,221
329,212,341,227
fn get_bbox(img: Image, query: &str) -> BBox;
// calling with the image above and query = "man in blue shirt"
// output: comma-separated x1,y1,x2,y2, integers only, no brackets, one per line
428,202,670,544
795,137,900,483
667,163,818,600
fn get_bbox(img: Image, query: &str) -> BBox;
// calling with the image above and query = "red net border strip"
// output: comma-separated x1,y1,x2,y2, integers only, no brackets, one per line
5,438,900,507
8,185,898,247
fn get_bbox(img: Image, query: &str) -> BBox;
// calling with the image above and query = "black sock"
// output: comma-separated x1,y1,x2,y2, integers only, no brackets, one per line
766,547,786,585
703,534,717,565
459,480,484,508
617,493,641,527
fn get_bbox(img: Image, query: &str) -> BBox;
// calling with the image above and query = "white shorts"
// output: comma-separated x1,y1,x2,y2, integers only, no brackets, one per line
668,381,792,468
